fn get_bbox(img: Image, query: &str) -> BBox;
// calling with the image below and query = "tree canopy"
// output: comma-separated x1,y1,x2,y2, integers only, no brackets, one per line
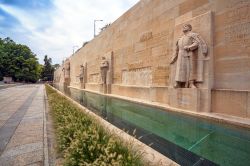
0,37,41,82
41,55,56,81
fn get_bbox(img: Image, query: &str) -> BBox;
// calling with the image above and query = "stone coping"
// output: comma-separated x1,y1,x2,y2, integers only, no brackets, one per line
212,88,250,92
43,86,49,166
68,86,250,129
50,85,179,166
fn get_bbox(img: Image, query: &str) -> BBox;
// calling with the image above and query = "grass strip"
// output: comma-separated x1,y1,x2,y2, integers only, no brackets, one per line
45,85,143,166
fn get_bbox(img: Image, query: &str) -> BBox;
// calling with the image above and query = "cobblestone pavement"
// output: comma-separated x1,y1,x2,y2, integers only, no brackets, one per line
0,84,48,166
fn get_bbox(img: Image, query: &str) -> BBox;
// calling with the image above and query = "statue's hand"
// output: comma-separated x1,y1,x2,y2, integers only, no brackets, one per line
184,46,190,51
170,55,177,64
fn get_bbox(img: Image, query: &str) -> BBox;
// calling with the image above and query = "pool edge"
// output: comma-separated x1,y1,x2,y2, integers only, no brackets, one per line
68,86,250,130
49,85,180,166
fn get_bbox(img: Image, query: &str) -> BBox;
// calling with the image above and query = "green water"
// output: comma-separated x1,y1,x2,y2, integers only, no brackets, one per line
56,85,250,166
107,98,250,166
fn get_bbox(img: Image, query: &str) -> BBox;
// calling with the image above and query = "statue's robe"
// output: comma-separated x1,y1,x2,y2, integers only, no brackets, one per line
174,32,208,83
64,61,70,79
79,67,85,83
100,60,109,84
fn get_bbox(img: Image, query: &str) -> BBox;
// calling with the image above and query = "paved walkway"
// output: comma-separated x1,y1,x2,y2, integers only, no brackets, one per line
0,84,48,166
0,83,22,90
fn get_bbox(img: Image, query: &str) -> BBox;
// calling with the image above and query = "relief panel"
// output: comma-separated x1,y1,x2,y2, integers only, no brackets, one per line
122,67,152,86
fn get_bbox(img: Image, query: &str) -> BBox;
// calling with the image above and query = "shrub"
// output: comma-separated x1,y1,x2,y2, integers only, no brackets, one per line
46,85,142,166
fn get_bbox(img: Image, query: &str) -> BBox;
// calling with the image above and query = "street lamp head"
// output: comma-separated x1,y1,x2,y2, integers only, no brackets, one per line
72,45,79,55
94,19,104,37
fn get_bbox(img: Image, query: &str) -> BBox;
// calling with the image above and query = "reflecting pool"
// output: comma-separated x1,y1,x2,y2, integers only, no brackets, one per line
53,84,250,166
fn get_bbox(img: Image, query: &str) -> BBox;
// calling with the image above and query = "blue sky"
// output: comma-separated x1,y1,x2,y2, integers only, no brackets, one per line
0,0,139,64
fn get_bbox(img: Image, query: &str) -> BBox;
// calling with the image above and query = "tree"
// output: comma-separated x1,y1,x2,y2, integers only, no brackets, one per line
41,55,55,81
53,64,60,70
0,37,41,82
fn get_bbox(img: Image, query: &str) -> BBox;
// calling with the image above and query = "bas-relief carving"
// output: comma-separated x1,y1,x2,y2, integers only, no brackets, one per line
170,11,213,89
100,56,109,84
170,24,208,88
99,52,113,94
169,11,213,113
122,67,152,86
63,58,71,86
100,52,113,85
64,59,70,79
79,63,87,88
79,64,85,83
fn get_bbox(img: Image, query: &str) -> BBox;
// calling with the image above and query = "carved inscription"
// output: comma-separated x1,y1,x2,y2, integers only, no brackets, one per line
226,0,249,8
226,4,250,25
89,73,100,83
128,61,143,70
225,22,250,45
140,31,153,42
122,67,152,86
156,65,169,70
169,88,200,112
153,66,170,86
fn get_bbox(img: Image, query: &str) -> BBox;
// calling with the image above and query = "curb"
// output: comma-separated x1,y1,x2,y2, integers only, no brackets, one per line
43,85,49,166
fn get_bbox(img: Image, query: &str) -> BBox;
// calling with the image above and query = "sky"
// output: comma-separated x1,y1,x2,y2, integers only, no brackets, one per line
0,0,139,64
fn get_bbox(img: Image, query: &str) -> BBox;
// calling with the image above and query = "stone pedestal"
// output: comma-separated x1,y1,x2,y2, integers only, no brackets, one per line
169,87,211,112
106,84,111,94
80,82,85,89
169,88,200,112
99,84,107,94
64,78,70,87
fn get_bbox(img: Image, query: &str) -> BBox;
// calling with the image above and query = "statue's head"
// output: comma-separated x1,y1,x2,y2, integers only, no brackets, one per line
183,24,192,33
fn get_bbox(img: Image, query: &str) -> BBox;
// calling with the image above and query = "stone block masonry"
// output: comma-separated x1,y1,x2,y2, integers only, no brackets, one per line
54,0,250,119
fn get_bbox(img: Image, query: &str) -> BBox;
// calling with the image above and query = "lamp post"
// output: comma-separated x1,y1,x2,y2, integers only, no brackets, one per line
94,19,103,37
72,45,79,55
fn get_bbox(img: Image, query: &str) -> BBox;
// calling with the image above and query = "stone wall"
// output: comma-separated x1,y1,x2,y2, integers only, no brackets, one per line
54,0,250,118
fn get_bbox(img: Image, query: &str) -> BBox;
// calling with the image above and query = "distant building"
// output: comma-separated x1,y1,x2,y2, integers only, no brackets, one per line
3,77,12,84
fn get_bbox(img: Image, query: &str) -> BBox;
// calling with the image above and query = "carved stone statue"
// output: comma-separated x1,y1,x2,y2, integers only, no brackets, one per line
64,59,70,79
79,64,84,83
100,56,109,84
170,24,208,88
